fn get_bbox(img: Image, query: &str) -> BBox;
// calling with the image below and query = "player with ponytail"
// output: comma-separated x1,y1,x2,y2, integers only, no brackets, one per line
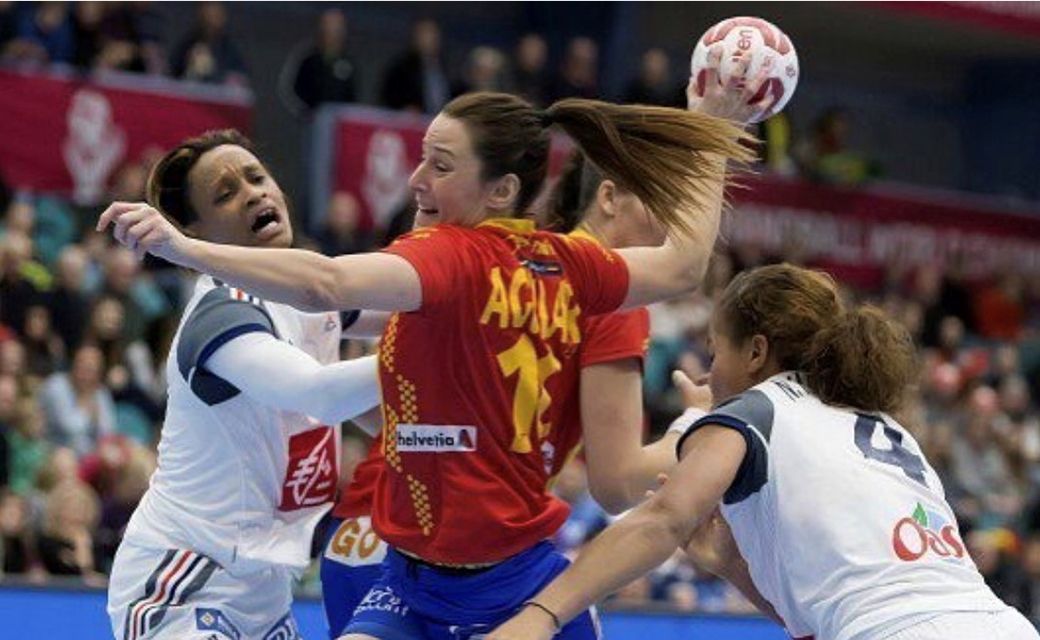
490,263,1035,640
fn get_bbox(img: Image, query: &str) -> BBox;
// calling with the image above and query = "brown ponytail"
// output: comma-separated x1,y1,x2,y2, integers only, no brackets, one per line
545,99,755,233
804,305,917,414
717,264,916,413
441,92,754,231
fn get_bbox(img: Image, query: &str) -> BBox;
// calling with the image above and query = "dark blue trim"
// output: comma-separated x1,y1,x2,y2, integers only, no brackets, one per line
196,323,270,370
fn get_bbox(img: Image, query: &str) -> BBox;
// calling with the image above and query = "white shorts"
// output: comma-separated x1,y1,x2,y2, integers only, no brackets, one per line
107,541,300,640
883,609,1039,640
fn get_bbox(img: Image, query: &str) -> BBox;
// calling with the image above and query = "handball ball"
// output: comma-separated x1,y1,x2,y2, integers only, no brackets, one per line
690,16,799,122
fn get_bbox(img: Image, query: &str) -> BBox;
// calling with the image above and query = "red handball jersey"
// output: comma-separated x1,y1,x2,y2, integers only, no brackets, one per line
374,218,629,564
332,432,382,519
544,229,651,484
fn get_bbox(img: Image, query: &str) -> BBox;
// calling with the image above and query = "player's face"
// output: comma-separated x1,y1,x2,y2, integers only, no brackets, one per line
186,145,293,248
409,114,497,229
707,324,756,403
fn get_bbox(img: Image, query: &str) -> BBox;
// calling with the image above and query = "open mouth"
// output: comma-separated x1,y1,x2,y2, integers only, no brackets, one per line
251,208,279,234
416,206,439,217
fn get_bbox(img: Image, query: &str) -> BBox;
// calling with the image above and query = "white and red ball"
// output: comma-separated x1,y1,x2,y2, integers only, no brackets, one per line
690,16,799,122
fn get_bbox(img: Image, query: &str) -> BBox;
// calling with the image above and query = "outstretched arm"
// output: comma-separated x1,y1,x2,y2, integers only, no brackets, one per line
487,425,746,640
206,332,381,424
96,207,421,313
618,47,774,309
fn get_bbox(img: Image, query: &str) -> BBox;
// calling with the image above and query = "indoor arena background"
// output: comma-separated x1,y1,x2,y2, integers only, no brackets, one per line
1,2,1040,638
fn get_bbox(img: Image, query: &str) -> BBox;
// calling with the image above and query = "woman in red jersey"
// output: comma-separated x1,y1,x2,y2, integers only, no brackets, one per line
100,53,770,639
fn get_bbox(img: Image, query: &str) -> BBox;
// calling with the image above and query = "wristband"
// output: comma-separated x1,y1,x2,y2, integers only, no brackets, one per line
522,600,561,634
667,407,708,436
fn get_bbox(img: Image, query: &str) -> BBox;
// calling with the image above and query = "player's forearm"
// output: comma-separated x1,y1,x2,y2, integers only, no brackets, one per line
618,156,725,309
208,336,381,424
532,499,689,625
596,434,682,513
182,238,346,312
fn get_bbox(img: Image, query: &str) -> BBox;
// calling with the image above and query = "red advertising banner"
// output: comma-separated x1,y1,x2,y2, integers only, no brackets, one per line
875,2,1040,40
320,107,1040,284
0,66,253,204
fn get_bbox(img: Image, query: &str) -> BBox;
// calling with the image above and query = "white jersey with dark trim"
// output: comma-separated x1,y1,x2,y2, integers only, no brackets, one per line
680,372,1009,640
123,275,343,576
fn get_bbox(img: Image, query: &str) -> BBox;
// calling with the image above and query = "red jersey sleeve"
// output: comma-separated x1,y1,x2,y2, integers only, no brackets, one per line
580,307,650,368
382,226,467,310
557,235,630,316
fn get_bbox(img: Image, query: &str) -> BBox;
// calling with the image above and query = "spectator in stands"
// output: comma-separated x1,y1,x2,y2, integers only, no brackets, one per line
39,343,116,458
20,304,64,377
1022,535,1040,626
108,161,149,203
100,246,154,344
551,36,599,101
0,232,50,336
0,372,13,487
380,18,449,114
951,386,1023,527
6,397,49,495
0,340,25,382
996,375,1039,470
797,107,880,186
975,273,1026,341
318,191,371,257
285,8,358,114
623,48,678,106
47,245,90,352
453,46,508,96
10,1,73,65
0,489,32,575
82,295,161,443
72,2,108,70
94,441,155,571
170,1,247,86
37,479,102,580
73,2,155,73
511,33,550,107
123,2,166,75
968,528,1029,614
4,198,33,237
0,2,16,55
34,446,79,494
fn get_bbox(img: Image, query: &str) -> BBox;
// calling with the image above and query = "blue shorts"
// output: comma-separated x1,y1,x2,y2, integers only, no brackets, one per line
320,516,389,638
343,541,600,640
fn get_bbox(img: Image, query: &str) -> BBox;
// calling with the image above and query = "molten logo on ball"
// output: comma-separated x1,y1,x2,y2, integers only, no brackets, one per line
690,16,800,122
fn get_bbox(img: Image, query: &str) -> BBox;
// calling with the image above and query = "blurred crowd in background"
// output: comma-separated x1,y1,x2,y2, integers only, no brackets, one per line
1,0,1038,626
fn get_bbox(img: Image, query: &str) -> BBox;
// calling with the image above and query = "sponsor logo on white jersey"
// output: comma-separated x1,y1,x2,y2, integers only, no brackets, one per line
891,501,966,563
396,424,477,452
279,426,337,511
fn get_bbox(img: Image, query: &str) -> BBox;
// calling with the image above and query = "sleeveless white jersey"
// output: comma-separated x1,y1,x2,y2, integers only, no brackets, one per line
680,372,1009,640
123,275,343,577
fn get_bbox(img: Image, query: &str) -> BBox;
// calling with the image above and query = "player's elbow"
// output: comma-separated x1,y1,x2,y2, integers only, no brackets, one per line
588,479,636,516
645,491,699,547
674,251,710,295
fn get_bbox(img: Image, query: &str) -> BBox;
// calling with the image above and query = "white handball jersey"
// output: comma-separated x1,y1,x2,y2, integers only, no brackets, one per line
123,275,343,577
678,372,1009,640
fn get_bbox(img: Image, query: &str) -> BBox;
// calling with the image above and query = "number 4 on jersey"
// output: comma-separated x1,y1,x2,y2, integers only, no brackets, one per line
853,414,927,487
